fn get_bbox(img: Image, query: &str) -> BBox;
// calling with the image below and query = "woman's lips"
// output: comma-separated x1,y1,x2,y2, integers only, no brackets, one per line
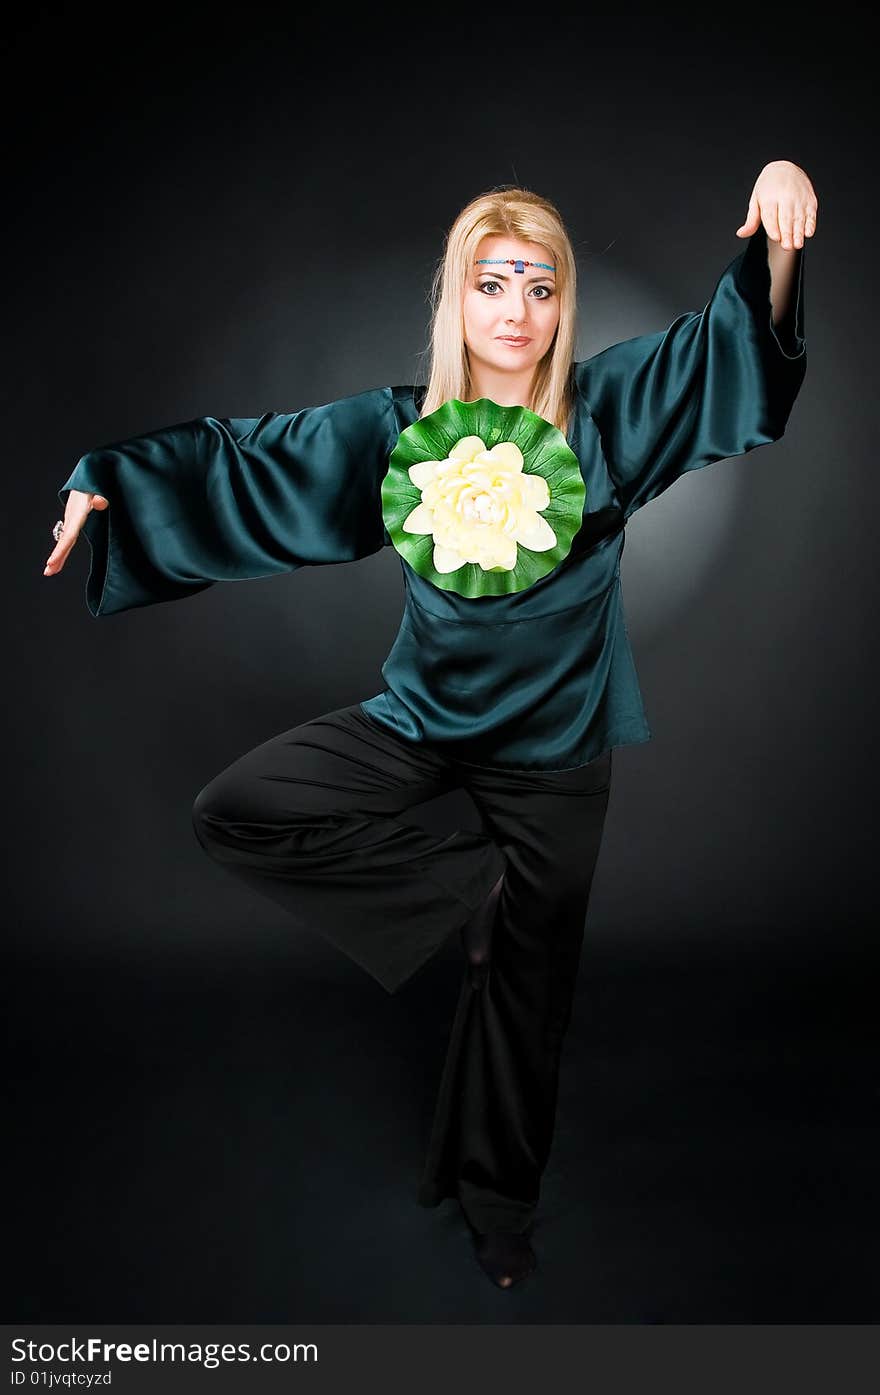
497,336,531,346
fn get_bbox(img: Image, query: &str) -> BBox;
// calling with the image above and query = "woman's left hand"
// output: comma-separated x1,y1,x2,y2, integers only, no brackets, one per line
735,160,818,250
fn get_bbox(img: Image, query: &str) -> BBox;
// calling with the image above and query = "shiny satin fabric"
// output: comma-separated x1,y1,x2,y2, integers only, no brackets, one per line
59,232,806,772
58,393,400,615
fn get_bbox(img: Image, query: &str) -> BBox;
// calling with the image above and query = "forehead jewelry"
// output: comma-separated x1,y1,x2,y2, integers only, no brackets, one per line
475,258,556,273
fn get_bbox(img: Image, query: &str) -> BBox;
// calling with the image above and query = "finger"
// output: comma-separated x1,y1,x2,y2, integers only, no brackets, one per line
44,546,68,575
763,200,782,244
791,206,807,249
736,193,760,236
44,529,80,574
44,493,89,574
777,200,795,249
804,204,818,238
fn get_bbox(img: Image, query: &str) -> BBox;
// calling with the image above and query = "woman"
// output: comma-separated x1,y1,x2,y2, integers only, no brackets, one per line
44,164,816,1289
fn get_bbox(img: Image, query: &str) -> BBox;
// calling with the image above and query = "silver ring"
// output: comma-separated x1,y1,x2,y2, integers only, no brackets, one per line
52,520,64,542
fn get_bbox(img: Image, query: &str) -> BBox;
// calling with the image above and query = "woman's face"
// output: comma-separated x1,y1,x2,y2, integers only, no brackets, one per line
462,235,560,384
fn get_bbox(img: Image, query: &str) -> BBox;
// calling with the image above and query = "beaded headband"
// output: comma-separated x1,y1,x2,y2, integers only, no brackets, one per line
475,258,556,273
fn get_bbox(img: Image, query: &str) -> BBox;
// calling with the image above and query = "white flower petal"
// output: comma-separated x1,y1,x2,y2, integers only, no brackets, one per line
436,457,465,478
522,473,551,509
402,502,435,534
512,512,557,552
483,441,524,472
433,543,466,572
449,435,486,462
408,460,440,488
466,470,493,491
490,533,518,570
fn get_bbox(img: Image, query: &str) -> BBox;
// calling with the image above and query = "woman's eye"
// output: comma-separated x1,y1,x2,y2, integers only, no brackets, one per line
478,281,554,298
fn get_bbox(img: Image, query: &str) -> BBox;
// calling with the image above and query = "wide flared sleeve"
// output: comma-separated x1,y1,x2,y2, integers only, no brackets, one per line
573,232,807,519
58,386,399,616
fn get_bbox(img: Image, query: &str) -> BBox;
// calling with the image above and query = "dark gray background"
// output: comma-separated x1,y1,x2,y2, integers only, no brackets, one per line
6,8,878,1323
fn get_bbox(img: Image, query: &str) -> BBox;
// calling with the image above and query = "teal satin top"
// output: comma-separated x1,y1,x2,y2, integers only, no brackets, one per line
59,232,806,771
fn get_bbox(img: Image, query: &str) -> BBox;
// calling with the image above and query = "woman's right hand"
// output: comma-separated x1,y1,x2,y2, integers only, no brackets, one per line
44,489,109,576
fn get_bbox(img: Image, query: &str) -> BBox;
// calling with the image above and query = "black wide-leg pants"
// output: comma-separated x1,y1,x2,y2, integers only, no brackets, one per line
190,703,612,1234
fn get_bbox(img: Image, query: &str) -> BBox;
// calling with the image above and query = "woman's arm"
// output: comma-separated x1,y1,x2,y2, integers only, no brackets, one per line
767,239,803,327
54,387,399,617
573,160,816,521
573,231,806,519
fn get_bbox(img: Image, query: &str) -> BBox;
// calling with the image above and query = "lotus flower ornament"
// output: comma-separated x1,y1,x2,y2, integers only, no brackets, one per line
381,398,585,599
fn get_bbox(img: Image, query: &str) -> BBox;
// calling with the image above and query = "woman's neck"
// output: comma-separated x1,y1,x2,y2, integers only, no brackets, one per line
465,364,535,409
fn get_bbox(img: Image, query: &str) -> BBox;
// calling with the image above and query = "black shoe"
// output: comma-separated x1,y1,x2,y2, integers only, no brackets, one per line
472,1227,538,1289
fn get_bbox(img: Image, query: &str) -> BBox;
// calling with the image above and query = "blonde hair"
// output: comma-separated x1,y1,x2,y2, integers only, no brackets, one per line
418,185,578,435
